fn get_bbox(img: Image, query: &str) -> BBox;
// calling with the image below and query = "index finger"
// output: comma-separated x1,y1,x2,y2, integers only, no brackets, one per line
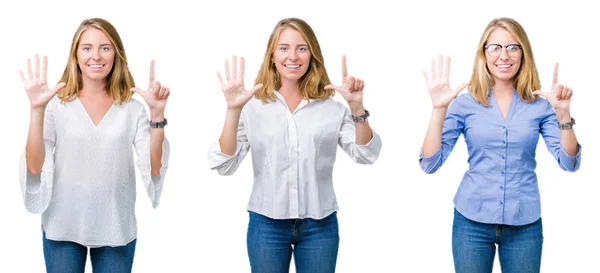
552,62,559,84
342,55,348,79
149,60,155,83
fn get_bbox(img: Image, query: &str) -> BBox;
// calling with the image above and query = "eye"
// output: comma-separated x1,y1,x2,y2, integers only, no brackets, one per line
279,46,288,52
82,46,91,51
486,44,501,52
506,45,520,52
101,46,111,51
298,46,308,52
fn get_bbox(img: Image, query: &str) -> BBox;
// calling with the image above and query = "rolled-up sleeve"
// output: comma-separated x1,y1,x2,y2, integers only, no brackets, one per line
208,117,251,175
540,102,581,172
419,97,465,174
337,107,382,164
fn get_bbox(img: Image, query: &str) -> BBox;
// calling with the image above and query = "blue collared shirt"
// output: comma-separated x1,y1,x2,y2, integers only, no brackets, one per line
420,91,581,226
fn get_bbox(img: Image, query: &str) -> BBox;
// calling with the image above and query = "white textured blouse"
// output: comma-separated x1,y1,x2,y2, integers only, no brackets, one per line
19,96,169,247
208,91,382,220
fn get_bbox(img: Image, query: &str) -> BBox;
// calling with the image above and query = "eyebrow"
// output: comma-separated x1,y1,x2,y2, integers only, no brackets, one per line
278,43,309,47
80,43,113,47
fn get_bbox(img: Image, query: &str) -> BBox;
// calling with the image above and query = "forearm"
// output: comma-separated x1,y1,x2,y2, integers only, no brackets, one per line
150,110,165,176
421,108,447,157
25,108,46,175
556,110,579,156
219,108,242,156
349,103,372,145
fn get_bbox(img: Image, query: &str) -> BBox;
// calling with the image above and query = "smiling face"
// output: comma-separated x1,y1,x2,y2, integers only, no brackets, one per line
76,27,115,83
485,27,522,84
271,27,311,86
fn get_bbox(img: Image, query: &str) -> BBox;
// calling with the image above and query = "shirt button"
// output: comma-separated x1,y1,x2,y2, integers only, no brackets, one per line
502,140,506,144
502,126,506,130
501,171,504,175
501,155,505,159
500,186,504,190
499,201,503,205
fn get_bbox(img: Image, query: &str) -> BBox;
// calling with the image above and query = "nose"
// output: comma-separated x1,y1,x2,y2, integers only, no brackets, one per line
288,49,298,61
499,47,509,60
92,49,102,60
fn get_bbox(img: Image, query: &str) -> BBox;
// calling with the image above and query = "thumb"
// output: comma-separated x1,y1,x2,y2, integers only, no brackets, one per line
131,87,144,95
51,82,66,94
324,84,339,91
248,84,263,95
453,82,468,97
532,90,545,97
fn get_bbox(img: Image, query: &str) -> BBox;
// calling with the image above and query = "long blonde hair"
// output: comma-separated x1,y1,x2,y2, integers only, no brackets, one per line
58,18,135,105
254,17,333,103
468,17,540,106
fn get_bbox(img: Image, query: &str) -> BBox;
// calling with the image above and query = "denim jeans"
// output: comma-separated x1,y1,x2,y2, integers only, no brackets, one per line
247,211,339,273
452,208,543,273
42,230,136,273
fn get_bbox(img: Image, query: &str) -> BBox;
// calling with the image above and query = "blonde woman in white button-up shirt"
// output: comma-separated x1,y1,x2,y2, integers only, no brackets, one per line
209,17,382,273
19,18,170,273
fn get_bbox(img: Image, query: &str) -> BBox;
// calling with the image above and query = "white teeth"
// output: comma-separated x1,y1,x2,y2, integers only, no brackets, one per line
88,64,104,68
285,65,300,69
496,64,511,68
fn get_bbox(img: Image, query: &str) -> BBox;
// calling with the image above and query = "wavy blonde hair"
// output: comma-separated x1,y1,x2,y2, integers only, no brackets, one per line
254,17,333,103
58,18,135,104
468,17,541,106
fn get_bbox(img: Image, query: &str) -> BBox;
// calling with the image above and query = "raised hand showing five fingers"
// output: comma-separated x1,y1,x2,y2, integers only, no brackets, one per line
217,56,263,110
532,63,572,112
422,55,468,109
131,60,170,112
20,54,66,109
324,55,364,105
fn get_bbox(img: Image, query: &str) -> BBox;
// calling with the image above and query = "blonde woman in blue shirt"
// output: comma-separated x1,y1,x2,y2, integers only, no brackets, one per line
420,17,581,273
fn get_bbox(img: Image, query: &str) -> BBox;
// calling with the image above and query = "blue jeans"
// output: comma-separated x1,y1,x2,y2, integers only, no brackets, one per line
247,211,339,273
42,230,136,273
452,209,543,273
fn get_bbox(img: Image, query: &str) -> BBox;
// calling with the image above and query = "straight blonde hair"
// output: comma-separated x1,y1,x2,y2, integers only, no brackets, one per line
58,18,135,105
254,18,333,103
468,17,541,106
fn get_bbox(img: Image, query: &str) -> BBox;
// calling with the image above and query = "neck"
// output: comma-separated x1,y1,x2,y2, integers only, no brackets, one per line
79,78,108,98
278,78,301,98
492,79,514,96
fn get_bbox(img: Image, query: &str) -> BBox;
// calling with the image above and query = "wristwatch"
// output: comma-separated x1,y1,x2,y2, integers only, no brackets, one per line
352,110,370,123
558,117,575,130
150,118,168,128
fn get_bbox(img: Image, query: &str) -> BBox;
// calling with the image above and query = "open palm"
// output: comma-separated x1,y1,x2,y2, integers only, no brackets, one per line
19,54,65,109
423,56,467,109
217,56,263,110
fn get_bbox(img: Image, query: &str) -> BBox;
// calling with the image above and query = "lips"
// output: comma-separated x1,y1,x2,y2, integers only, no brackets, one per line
495,64,513,71
87,64,105,69
284,64,301,70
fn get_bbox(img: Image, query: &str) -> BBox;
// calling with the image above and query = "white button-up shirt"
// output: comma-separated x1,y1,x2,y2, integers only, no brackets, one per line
208,91,382,219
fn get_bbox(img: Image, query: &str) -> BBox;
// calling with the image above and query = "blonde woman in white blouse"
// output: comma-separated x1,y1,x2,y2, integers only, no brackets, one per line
19,18,170,273
208,17,382,273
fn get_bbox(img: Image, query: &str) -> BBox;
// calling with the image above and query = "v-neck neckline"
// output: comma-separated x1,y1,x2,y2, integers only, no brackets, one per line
489,89,518,124
75,97,115,128
274,91,312,114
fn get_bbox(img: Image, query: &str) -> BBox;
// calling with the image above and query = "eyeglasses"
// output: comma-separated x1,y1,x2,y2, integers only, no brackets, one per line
484,44,522,57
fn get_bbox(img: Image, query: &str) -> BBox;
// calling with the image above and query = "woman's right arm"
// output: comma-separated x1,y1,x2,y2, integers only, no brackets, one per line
19,54,65,214
419,56,467,173
208,56,263,175
21,54,65,175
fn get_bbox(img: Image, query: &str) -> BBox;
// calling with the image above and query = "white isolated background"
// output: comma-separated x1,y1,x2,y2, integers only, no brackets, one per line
0,0,598,272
